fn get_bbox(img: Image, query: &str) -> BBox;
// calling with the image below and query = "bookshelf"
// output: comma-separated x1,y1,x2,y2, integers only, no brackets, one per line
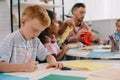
10,0,61,32
13,2,61,10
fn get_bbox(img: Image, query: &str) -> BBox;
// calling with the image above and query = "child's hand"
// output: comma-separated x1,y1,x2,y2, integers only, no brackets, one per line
103,38,109,45
65,19,75,28
45,36,51,43
46,62,63,69
23,61,38,72
62,45,69,53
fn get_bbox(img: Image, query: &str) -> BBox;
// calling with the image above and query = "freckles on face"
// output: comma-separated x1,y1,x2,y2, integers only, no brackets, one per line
30,26,46,40
25,19,45,40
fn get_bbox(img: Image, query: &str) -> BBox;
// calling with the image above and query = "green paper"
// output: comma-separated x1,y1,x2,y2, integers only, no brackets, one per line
39,74,87,80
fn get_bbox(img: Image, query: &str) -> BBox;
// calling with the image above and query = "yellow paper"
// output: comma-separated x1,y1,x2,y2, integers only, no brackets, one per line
58,26,73,45
63,60,111,71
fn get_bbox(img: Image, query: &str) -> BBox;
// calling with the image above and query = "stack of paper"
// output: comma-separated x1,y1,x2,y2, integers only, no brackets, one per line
63,60,111,71
101,45,111,49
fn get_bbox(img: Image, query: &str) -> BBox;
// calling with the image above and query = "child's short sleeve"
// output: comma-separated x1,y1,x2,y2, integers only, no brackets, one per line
36,40,51,61
0,38,12,62
44,43,59,56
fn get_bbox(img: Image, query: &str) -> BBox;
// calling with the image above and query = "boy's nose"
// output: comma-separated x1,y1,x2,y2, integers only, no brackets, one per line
33,33,37,38
34,32,40,37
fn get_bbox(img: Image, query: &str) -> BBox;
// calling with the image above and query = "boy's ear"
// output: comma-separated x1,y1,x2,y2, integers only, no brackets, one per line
21,17,26,26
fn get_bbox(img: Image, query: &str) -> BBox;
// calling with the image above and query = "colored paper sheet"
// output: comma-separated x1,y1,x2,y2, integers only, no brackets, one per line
39,74,87,80
92,48,111,52
90,68,120,80
68,43,81,49
0,73,29,80
63,60,111,71
87,51,115,57
69,47,80,50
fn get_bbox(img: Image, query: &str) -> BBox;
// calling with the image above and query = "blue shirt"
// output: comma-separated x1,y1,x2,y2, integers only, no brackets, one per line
114,31,120,40
0,30,51,63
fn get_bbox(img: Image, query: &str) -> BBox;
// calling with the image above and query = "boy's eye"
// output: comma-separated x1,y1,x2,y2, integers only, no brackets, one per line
32,27,40,32
32,28,38,32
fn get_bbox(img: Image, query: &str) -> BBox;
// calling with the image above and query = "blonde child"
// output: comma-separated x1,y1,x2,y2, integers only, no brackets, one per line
114,19,120,40
0,5,63,73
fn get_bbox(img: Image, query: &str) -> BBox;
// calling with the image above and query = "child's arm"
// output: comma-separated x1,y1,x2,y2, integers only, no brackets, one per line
58,22,68,37
56,45,69,61
103,38,110,45
58,20,75,37
0,61,38,72
46,55,63,69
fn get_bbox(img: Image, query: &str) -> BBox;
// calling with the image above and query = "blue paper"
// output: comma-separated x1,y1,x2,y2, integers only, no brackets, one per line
87,51,115,57
69,47,79,50
0,73,29,80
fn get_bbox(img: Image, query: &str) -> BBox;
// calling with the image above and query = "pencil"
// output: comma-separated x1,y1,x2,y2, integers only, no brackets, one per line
21,49,32,62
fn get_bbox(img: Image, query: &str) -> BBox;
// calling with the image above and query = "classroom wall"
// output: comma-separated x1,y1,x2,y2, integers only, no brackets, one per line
0,0,118,42
55,0,120,21
0,0,11,41
89,19,117,40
